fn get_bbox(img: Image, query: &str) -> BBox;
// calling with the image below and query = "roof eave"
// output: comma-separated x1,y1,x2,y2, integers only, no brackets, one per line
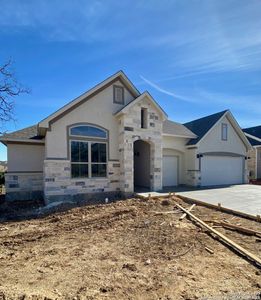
0,138,45,144
244,132,261,143
225,112,252,150
162,133,197,139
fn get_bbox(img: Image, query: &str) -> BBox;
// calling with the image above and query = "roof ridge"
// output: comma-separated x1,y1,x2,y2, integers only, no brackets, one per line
183,110,229,125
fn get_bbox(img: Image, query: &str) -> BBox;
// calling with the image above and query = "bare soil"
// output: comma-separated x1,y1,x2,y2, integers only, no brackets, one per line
0,197,260,300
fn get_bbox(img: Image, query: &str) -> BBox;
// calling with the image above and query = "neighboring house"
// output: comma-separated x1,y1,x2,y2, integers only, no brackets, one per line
0,71,251,204
243,126,261,180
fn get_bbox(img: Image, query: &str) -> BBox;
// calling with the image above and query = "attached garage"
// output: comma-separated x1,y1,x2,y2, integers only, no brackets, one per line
162,155,178,186
200,155,244,186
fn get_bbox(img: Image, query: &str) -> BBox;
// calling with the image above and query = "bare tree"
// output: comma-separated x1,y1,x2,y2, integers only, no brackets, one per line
0,59,30,127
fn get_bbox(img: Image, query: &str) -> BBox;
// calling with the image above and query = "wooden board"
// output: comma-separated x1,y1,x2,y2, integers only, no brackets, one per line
175,203,261,268
177,195,260,222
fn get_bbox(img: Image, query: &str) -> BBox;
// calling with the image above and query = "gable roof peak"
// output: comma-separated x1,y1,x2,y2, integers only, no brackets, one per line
184,109,239,146
114,91,168,119
38,70,140,130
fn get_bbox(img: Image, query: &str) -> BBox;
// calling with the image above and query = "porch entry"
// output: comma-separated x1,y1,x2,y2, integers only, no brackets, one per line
133,140,151,189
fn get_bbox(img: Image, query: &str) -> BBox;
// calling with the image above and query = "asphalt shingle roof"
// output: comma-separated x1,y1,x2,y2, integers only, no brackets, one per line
184,110,228,146
163,120,196,137
243,125,261,143
245,136,261,146
0,125,43,141
243,126,261,146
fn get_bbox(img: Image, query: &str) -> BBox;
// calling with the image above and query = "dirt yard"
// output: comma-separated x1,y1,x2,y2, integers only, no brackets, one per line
0,197,260,300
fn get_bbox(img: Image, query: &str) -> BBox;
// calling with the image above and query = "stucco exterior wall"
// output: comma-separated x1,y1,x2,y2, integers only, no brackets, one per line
7,143,45,172
42,80,136,203
198,116,246,155
184,148,199,186
45,80,134,161
5,143,45,201
162,136,189,184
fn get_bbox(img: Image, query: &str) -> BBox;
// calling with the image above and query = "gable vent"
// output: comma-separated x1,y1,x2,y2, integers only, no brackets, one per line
113,85,124,104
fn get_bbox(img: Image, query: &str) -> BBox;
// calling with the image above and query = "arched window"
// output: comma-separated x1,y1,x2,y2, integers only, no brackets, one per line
69,124,108,178
70,125,107,139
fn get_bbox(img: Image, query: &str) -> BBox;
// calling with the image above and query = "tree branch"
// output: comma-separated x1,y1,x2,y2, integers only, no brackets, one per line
0,59,30,127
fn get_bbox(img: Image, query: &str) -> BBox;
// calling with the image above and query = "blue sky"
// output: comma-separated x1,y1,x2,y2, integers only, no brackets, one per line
0,0,261,160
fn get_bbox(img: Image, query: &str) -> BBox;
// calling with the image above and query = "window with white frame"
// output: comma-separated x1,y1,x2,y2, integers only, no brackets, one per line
221,123,228,141
71,141,89,178
69,125,107,178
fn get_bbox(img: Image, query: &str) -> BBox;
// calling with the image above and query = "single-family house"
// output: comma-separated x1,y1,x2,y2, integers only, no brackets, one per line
0,71,252,204
243,126,261,180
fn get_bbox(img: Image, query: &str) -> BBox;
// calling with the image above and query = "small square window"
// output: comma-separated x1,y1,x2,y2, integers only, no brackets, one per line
221,123,228,141
113,85,124,104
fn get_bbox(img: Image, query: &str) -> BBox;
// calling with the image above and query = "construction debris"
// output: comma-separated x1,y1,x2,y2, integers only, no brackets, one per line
0,197,260,299
175,203,261,268
178,195,261,222
205,246,214,254
206,220,261,237
179,204,196,220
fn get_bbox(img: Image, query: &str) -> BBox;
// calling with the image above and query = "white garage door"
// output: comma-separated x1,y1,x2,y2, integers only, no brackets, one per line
163,156,178,186
201,156,243,186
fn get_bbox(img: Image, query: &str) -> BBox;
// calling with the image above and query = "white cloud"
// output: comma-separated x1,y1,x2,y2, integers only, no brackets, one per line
139,75,195,103
140,75,261,119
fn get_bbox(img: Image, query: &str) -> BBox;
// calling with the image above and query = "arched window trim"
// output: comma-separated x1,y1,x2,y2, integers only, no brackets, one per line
69,124,108,139
67,123,109,179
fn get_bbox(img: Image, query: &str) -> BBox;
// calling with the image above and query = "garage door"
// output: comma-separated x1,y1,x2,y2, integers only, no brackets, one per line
201,156,243,186
163,156,178,186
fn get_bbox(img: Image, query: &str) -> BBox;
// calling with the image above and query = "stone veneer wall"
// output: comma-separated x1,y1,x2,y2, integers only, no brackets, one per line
5,172,43,201
258,148,261,179
247,148,257,179
43,159,121,204
186,170,200,186
118,97,163,194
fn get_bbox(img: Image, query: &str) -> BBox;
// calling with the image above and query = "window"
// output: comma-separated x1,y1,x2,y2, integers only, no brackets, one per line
71,141,89,178
113,85,124,104
70,141,107,178
70,125,107,138
91,143,107,177
141,108,148,129
221,123,228,141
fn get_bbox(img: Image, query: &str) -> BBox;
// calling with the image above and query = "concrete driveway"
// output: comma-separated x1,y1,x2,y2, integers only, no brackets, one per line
176,184,261,217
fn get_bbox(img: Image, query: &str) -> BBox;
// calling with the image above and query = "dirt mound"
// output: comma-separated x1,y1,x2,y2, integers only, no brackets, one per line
0,197,260,299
